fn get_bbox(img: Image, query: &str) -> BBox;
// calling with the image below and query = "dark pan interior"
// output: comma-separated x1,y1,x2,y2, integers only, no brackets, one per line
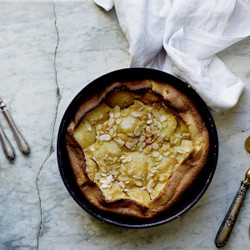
57,68,218,228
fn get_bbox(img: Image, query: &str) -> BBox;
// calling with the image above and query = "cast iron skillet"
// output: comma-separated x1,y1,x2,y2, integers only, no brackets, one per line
57,68,218,228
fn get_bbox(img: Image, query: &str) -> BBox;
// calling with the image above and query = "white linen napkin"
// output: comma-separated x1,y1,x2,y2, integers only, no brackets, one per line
94,0,250,110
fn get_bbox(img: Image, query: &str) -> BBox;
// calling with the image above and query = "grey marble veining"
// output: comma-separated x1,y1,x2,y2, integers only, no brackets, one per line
0,1,58,249
0,1,249,250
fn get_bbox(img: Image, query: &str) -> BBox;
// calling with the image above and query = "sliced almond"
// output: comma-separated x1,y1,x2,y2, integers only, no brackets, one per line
156,122,162,130
151,168,157,173
99,178,107,184
137,171,142,177
152,142,159,150
110,128,114,135
152,151,160,157
135,180,142,186
157,155,163,161
125,141,134,149
108,118,115,126
163,151,170,156
114,105,120,112
159,115,167,122
157,135,165,142
177,147,186,154
119,181,125,189
116,118,121,124
134,126,141,136
147,179,154,193
109,170,117,176
106,175,113,184
146,126,151,133
114,137,125,147
128,169,133,175
99,134,111,141
139,135,146,142
101,183,110,189
126,155,132,162
85,121,92,131
122,157,128,163
95,173,101,180
138,141,146,149
101,167,107,172
131,111,141,118
114,112,120,118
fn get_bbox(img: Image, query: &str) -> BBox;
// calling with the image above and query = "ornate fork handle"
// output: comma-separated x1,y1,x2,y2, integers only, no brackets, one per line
215,169,250,248
0,98,30,155
0,122,15,160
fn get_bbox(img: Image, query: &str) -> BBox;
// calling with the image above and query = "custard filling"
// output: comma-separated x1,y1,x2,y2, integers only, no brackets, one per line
73,91,194,206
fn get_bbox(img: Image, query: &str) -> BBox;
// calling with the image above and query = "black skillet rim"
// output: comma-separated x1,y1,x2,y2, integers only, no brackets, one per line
57,67,218,228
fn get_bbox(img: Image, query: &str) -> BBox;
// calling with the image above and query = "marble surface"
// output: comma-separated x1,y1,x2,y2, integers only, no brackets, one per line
0,1,249,249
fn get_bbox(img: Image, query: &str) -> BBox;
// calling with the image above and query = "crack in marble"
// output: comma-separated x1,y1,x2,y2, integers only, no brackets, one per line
35,155,49,250
36,2,62,249
51,0,62,153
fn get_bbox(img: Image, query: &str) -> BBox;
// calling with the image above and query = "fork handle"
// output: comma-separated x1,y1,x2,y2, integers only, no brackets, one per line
1,108,30,155
214,182,249,248
0,123,15,160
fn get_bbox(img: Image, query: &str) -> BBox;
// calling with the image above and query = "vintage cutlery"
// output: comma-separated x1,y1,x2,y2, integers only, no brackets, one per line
0,120,15,160
214,167,250,248
0,97,30,155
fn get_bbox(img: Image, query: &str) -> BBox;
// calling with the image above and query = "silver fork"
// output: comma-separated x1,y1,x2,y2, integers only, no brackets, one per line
0,121,15,160
0,97,30,157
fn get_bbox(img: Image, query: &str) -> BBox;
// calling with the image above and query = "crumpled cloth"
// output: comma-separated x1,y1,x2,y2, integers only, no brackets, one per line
94,0,250,110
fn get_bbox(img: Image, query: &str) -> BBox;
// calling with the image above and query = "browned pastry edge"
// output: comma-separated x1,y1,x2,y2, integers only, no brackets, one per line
66,80,210,218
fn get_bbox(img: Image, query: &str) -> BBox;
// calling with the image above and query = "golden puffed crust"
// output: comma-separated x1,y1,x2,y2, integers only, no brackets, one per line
66,80,210,218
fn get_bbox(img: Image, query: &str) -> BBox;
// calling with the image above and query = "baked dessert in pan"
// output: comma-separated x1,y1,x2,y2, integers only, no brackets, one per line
66,79,210,218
